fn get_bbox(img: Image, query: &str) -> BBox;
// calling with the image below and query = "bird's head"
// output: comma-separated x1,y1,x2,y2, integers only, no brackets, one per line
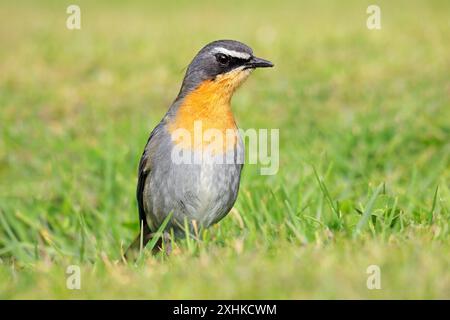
177,39,274,100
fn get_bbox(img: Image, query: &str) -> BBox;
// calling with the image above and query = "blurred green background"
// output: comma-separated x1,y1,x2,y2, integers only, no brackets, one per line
0,0,449,298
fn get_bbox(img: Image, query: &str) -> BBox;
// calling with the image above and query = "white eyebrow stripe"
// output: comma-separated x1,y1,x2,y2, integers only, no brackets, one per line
212,47,251,60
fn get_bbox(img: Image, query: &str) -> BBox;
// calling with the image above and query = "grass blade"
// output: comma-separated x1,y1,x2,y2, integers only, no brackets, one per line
354,183,384,237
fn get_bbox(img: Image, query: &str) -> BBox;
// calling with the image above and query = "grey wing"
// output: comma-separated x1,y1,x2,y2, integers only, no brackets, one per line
136,122,165,229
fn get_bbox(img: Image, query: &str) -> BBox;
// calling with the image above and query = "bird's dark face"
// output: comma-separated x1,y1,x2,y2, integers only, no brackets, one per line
178,40,273,97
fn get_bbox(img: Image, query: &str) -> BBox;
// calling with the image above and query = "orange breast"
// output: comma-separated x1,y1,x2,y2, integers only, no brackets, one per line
168,69,250,153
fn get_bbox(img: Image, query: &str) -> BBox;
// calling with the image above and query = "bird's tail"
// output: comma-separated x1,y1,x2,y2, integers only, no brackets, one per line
123,220,156,261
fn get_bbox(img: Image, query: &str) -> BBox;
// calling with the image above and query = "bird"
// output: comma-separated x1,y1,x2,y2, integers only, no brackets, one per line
124,39,273,259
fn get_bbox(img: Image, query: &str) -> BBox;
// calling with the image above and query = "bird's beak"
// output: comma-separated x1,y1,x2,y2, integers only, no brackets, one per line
245,56,274,69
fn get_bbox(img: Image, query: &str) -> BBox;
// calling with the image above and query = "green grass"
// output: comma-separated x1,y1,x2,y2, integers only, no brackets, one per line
0,0,449,299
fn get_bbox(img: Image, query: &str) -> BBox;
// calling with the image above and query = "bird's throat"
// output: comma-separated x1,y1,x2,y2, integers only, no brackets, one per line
168,69,251,151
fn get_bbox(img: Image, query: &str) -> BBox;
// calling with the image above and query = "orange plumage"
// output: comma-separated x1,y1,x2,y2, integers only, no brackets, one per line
168,68,251,152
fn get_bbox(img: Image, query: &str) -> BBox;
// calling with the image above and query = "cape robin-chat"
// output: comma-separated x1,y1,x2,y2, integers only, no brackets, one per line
125,40,273,259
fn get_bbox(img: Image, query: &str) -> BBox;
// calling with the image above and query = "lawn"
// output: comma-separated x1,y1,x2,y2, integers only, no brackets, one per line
0,0,449,299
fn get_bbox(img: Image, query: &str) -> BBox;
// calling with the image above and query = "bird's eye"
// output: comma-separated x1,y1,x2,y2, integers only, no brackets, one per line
215,53,230,65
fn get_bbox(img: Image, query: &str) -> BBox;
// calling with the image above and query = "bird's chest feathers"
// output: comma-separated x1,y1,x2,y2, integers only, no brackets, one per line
168,75,245,152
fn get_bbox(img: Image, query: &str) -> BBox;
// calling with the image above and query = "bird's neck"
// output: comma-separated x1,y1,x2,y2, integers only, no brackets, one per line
167,69,251,151
170,83,235,132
